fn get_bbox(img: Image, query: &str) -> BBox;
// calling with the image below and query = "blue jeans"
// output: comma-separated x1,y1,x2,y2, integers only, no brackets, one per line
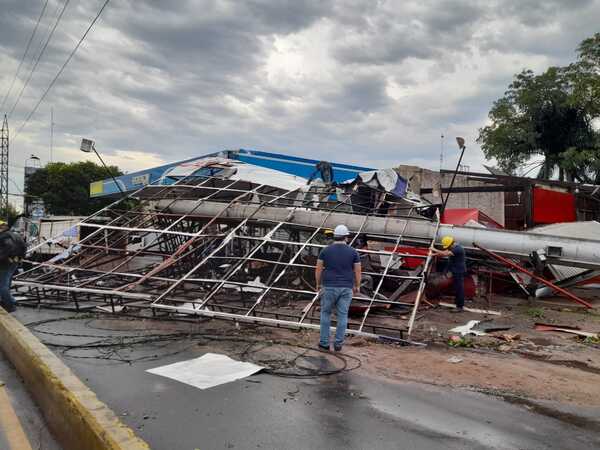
319,287,353,348
0,263,18,309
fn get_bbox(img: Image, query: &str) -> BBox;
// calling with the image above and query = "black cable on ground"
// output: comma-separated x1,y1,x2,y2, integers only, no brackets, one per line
24,314,362,378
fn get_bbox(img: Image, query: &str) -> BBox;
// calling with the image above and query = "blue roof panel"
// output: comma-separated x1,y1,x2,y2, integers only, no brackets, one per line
90,148,373,197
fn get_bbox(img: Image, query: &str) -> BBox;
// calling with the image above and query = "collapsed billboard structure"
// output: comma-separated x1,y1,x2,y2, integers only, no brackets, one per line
14,158,439,341
14,157,600,341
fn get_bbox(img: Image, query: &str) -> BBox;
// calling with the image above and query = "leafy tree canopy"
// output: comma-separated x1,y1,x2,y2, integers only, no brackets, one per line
477,33,600,182
25,161,122,216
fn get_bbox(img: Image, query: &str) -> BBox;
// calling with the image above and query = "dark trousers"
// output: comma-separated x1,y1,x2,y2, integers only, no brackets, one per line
452,272,465,309
0,263,18,309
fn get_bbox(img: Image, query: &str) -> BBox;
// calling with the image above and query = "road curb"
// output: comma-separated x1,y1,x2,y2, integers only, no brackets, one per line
0,309,150,450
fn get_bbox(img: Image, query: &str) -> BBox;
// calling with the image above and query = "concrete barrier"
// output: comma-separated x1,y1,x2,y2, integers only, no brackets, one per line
0,309,150,450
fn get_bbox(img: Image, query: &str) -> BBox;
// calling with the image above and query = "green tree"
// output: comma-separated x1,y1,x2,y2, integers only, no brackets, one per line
570,33,600,116
25,161,122,216
478,33,600,182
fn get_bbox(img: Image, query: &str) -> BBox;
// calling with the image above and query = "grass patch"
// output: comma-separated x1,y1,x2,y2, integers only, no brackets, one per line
448,336,474,348
526,307,545,319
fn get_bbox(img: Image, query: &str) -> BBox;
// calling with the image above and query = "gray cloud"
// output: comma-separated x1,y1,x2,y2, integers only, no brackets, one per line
331,0,486,66
1,0,600,209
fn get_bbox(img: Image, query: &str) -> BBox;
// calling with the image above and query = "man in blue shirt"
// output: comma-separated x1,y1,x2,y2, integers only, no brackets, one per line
431,236,467,313
315,224,361,351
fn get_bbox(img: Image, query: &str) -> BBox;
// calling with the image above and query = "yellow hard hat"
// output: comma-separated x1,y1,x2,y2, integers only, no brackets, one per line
324,228,334,236
0,220,7,226
441,236,454,249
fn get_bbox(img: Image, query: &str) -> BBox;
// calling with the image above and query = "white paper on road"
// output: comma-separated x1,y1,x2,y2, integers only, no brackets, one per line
147,353,264,390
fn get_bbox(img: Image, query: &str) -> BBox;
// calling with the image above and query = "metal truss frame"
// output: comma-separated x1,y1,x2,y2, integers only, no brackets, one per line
15,170,439,342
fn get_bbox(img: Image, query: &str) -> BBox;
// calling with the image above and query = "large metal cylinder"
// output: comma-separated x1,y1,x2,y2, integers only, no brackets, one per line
151,199,600,269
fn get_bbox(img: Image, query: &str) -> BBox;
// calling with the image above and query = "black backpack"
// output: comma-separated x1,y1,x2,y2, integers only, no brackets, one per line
0,231,26,262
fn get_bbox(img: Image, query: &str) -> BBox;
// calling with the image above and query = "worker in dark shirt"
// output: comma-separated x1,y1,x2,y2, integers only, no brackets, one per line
315,224,361,351
431,236,467,312
0,221,25,313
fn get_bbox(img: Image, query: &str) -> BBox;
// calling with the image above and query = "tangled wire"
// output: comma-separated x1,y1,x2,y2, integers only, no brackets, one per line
25,314,361,378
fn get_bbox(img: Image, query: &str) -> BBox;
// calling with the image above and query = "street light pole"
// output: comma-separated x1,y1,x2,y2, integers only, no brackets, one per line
441,137,467,214
80,138,125,197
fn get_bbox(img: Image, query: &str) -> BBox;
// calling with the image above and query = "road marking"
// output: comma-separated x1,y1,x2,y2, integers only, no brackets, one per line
0,381,33,450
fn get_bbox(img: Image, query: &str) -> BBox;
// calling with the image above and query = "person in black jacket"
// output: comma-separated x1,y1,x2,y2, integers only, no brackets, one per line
0,221,26,313
431,236,467,313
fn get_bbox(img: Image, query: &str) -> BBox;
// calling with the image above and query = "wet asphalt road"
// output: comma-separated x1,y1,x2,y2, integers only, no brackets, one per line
14,308,600,450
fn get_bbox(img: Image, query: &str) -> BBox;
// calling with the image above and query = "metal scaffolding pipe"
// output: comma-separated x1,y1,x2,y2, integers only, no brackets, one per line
152,199,600,270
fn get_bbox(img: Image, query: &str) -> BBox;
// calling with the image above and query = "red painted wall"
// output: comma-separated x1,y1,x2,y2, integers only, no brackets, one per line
442,208,503,229
532,187,576,224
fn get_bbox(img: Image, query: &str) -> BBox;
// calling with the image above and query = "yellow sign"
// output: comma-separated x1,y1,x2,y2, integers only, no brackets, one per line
90,181,104,196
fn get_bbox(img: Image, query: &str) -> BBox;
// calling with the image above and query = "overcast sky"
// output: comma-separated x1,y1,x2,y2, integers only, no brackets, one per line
1,0,599,203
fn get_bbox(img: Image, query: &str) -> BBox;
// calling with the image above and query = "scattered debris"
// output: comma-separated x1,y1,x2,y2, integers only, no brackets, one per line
475,319,513,333
447,356,463,364
473,242,594,309
534,323,599,339
497,334,520,342
481,325,513,333
449,320,487,336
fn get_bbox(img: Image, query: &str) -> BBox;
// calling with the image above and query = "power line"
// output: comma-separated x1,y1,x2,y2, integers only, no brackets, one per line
13,0,110,141
8,177,24,194
0,0,49,112
8,0,71,118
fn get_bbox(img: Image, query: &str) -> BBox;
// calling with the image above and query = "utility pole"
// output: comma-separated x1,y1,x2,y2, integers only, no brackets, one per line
50,107,54,162
439,133,445,172
0,115,9,221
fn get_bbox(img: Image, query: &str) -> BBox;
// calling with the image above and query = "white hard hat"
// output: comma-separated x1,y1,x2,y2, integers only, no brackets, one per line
333,224,350,237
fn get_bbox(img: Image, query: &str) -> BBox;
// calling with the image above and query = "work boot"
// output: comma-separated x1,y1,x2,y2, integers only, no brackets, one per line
450,307,464,313
333,345,343,352
318,344,329,352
